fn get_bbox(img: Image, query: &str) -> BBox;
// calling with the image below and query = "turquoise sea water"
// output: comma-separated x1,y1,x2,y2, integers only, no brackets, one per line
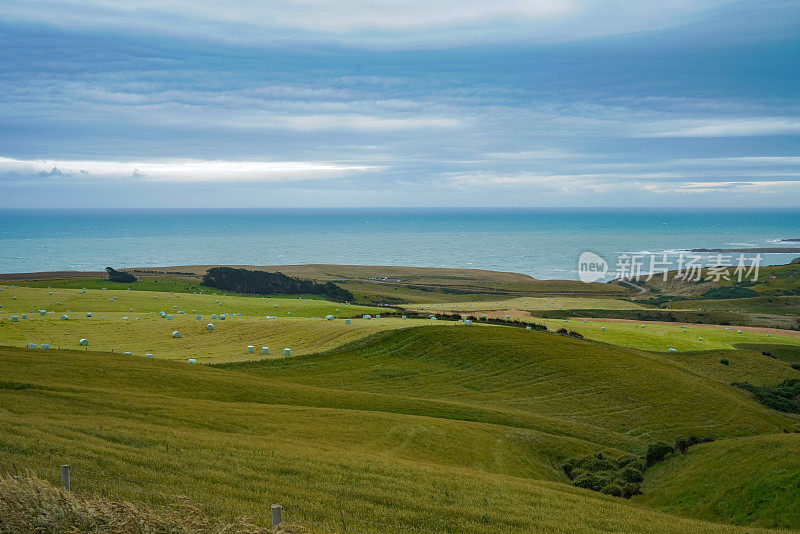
1,208,798,279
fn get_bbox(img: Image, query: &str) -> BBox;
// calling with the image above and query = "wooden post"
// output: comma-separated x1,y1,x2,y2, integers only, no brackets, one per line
271,504,283,527
60,465,70,493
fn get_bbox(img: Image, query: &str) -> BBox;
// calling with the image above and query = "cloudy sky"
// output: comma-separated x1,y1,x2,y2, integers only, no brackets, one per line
1,0,799,207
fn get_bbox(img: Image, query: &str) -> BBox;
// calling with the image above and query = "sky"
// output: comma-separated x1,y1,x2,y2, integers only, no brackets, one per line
0,0,799,208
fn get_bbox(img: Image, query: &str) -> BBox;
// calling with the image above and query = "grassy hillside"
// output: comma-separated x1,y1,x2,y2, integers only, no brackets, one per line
1,313,447,363
661,349,800,384
0,286,408,362
733,343,800,363
0,473,277,533
11,276,208,294
3,344,788,533
404,296,650,313
1,263,632,305
631,261,800,299
534,308,800,331
669,295,800,316
526,318,800,353
0,285,382,318
129,264,632,302
640,434,800,530
223,327,796,441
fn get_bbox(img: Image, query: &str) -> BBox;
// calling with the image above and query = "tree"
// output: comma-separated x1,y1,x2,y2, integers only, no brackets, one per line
106,267,137,283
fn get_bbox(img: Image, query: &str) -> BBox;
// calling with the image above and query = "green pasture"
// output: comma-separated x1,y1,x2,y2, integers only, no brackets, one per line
0,285,384,319
1,324,796,532
530,317,800,353
669,295,800,316
640,433,800,530
405,296,650,313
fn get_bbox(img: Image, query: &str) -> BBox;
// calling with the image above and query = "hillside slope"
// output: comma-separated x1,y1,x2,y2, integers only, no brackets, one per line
640,434,800,530
0,344,790,533
222,327,796,442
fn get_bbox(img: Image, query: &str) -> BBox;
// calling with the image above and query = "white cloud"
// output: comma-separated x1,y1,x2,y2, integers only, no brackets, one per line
267,114,462,132
644,118,800,138
1,0,737,47
438,170,800,197
0,157,377,182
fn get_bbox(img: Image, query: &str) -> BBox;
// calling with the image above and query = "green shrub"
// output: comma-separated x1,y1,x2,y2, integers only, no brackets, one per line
791,363,800,371
645,442,674,467
105,267,137,283
720,358,729,365
674,437,690,454
579,457,618,473
562,462,575,478
573,472,608,492
601,483,623,497
734,379,800,414
615,454,639,468
616,466,644,484
622,483,643,499
701,286,758,299
203,266,353,302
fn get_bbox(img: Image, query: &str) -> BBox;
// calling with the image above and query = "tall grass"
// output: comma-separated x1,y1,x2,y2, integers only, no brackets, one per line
0,339,790,533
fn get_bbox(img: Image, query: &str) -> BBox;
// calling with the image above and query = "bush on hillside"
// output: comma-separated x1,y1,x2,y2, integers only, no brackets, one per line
617,466,644,484
720,358,729,365
555,328,584,339
601,483,623,497
572,471,609,492
645,442,674,467
700,286,759,299
105,267,137,283
614,454,642,469
563,437,708,499
733,379,800,414
621,483,643,499
202,267,353,302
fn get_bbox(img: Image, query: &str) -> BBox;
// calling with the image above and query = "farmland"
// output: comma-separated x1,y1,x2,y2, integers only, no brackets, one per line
1,266,799,533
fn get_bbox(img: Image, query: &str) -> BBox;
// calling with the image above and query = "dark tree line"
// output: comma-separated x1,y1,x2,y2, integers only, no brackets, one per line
106,267,137,283
202,267,354,302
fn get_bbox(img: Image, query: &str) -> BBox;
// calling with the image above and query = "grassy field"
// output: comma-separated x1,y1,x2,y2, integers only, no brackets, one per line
224,327,796,441
631,261,800,299
104,263,633,303
404,296,650,312
527,318,800,353
1,326,796,532
733,343,800,363
660,349,800,384
0,473,275,534
2,269,799,533
0,285,377,318
726,262,800,296
668,295,800,316
3,285,798,361
533,308,800,331
0,314,448,363
640,433,800,530
0,286,412,362
11,276,209,294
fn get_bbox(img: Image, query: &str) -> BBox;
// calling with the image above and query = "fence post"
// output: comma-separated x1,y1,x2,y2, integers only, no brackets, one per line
60,465,70,493
271,504,283,527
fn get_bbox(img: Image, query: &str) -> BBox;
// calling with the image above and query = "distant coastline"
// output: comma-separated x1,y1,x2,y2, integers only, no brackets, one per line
691,247,800,254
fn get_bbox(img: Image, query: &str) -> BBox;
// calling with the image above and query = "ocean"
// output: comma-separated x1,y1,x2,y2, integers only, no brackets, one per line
1,208,798,280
